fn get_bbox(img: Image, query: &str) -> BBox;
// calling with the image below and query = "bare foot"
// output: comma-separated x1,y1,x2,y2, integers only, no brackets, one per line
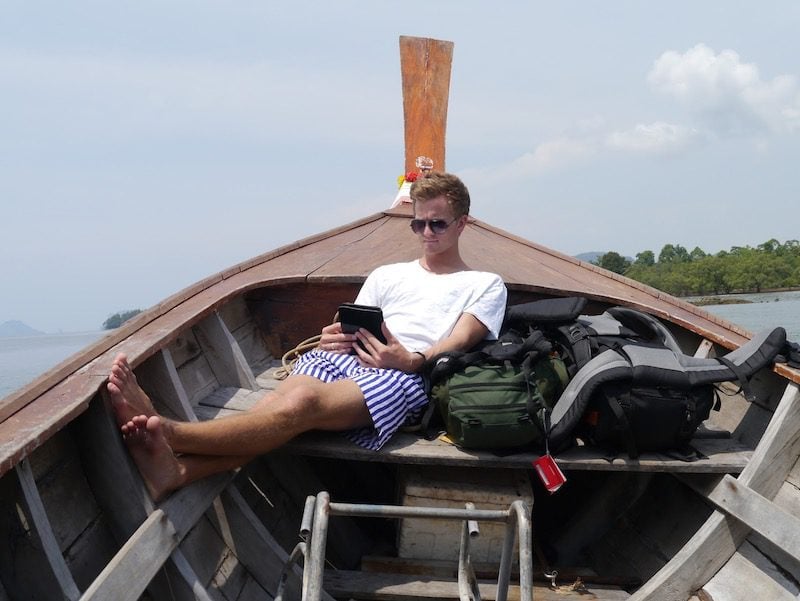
107,353,158,426
121,415,184,501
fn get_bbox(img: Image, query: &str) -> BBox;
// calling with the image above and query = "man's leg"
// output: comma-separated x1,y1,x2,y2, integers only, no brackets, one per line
163,375,371,456
107,355,372,498
120,414,251,501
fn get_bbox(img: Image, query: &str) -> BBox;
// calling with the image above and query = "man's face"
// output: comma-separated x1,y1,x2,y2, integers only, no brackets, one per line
412,195,466,257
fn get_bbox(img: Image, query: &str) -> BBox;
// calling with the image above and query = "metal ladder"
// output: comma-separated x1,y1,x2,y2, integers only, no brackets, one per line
275,491,533,601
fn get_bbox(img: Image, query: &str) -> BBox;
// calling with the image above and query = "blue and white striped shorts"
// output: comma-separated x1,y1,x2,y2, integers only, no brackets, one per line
291,349,429,450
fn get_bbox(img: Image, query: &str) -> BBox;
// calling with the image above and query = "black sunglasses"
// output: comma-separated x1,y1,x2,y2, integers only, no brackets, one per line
409,217,459,235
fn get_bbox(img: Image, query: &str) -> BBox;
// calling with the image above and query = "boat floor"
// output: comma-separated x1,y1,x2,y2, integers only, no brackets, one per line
323,570,630,600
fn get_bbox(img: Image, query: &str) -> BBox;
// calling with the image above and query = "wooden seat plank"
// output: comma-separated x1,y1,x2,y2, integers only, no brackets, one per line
281,431,751,474
196,384,750,473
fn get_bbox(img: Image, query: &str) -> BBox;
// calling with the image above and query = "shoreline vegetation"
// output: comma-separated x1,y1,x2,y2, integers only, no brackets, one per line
687,288,800,306
689,296,753,306
594,238,800,300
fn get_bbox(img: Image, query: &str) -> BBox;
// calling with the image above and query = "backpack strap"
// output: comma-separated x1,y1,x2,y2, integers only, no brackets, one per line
521,352,548,441
604,389,639,459
555,322,594,374
715,356,755,401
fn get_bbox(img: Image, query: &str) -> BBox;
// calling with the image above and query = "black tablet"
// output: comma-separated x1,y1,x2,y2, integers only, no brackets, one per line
338,303,387,345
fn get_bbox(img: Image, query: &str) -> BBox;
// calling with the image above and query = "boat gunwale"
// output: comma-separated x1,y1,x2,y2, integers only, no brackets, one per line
1,209,798,479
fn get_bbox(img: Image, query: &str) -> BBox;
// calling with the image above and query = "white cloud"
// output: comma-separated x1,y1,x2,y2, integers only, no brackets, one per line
606,121,700,154
519,137,597,173
460,136,597,184
648,43,800,135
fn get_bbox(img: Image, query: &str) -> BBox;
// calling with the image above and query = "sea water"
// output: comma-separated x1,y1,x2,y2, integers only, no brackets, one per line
0,331,107,398
692,290,800,342
1,291,798,399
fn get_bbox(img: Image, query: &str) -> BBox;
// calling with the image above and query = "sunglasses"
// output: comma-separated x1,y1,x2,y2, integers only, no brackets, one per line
409,217,459,235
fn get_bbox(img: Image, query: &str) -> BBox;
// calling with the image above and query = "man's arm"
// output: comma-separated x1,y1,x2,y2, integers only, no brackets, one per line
420,312,488,360
355,312,488,372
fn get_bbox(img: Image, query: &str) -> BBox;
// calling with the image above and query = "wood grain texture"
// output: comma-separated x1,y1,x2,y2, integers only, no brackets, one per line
400,36,453,174
629,383,800,601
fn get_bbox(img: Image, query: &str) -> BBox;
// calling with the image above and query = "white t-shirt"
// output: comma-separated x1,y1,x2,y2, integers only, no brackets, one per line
354,260,507,352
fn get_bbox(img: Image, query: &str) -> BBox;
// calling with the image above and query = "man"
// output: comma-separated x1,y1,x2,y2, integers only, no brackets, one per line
108,172,507,500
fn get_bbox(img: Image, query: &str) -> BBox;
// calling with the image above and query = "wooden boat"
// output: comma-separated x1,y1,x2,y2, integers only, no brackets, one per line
2,36,800,601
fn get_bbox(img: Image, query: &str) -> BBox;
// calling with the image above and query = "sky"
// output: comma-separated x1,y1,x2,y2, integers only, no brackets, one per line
2,1,799,333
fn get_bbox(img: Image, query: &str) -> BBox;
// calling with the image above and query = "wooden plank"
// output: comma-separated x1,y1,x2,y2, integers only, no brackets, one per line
38,451,102,551
359,555,637,588
198,387,264,412
74,393,192,600
79,507,178,601
629,382,800,601
182,356,220,408
79,473,231,601
137,348,196,421
281,431,751,474
63,516,122,594
177,515,229,592
323,570,629,601
168,328,205,370
208,542,248,601
693,339,714,358
195,312,258,391
252,358,284,390
216,296,251,332
0,373,106,478
400,36,453,174
212,486,328,600
682,473,800,563
236,575,271,601
701,541,798,600
77,390,234,600
15,458,81,601
218,296,273,369
169,549,216,601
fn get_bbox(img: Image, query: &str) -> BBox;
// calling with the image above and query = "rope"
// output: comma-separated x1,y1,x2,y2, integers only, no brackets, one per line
274,335,322,380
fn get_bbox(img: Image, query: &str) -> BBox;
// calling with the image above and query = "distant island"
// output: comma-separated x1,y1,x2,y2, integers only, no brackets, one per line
103,309,143,330
0,320,45,338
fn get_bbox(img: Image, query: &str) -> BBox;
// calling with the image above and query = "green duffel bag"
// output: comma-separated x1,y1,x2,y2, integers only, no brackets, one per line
429,354,569,450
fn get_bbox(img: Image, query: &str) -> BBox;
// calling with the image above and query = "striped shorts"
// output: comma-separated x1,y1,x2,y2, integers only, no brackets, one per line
291,349,429,450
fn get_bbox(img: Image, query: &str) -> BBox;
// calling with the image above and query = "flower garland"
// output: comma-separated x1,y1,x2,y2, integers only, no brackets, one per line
397,171,419,188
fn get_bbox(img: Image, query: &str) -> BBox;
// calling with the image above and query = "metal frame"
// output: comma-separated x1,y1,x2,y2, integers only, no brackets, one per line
275,491,533,601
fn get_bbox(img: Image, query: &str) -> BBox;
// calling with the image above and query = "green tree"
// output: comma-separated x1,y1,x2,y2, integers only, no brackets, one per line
597,251,631,274
757,238,780,254
103,309,143,330
634,250,655,267
689,246,707,261
618,239,800,296
658,244,690,264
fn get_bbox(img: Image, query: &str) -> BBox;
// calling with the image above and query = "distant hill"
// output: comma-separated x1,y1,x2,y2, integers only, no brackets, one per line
0,320,45,337
575,251,604,263
575,251,635,263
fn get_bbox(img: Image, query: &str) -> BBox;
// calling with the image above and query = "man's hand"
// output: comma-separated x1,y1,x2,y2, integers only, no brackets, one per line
354,322,416,371
319,322,357,354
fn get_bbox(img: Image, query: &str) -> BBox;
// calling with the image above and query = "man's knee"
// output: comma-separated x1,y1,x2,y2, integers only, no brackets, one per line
252,383,320,415
253,379,369,431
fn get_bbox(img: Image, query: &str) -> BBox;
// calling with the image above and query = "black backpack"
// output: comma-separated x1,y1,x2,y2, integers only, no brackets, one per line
503,298,726,459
